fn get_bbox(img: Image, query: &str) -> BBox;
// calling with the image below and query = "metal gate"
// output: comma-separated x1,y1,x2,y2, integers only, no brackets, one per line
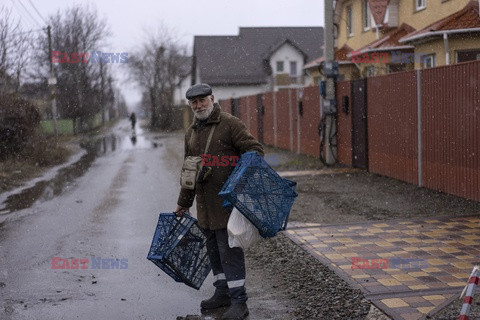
351,79,368,169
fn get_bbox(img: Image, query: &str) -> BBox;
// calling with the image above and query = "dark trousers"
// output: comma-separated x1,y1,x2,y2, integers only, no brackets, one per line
203,228,247,304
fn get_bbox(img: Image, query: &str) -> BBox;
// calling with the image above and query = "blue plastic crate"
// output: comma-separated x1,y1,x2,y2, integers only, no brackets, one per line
147,213,211,290
219,152,298,238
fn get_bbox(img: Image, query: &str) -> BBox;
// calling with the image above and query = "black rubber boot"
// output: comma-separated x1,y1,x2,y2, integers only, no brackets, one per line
221,303,249,320
200,292,231,310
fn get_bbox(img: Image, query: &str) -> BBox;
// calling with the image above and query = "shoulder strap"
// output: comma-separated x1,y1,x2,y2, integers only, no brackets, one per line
204,124,217,154
188,124,217,155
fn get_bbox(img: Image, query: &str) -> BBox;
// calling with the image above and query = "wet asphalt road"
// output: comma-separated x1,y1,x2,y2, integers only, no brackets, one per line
0,121,239,320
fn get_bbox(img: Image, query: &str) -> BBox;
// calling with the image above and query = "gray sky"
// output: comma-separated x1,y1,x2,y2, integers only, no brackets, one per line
6,0,325,108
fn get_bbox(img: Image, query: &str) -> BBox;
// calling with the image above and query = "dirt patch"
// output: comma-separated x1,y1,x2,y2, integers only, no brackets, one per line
288,171,480,224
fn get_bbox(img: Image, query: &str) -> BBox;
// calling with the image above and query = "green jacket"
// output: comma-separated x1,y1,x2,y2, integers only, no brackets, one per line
177,103,264,230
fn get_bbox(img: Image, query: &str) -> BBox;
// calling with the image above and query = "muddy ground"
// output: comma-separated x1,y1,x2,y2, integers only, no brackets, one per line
289,171,480,224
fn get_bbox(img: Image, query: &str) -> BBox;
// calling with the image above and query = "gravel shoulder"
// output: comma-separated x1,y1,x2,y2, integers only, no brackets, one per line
243,147,480,320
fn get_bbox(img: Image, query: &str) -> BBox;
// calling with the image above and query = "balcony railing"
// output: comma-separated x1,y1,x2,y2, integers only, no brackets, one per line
274,73,304,86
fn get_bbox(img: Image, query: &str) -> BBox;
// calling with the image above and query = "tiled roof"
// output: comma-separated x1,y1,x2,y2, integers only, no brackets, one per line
193,27,323,86
400,1,480,43
335,44,353,61
303,44,353,69
356,23,416,52
369,0,389,26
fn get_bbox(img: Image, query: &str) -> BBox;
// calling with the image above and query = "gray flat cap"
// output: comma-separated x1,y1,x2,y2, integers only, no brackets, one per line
186,83,212,100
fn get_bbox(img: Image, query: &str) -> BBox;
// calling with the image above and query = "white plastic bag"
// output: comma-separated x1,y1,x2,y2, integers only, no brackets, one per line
227,208,263,249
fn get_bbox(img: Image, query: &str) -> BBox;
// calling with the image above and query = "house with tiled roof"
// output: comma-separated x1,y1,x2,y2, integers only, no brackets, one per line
399,1,480,68
305,0,480,80
191,27,323,100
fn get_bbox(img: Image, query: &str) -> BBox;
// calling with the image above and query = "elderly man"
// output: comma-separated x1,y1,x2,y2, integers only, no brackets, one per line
175,83,263,320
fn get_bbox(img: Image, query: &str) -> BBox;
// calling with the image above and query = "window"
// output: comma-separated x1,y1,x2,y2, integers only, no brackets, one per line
276,61,284,72
416,0,426,11
457,50,480,63
363,0,371,30
290,61,297,76
347,5,353,36
421,54,435,68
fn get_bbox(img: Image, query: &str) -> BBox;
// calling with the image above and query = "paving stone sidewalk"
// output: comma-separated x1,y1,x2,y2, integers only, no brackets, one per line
285,216,480,320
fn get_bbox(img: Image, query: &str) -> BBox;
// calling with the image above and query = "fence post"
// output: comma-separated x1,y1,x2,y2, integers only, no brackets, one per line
296,89,301,154
273,91,278,147
246,96,251,131
417,69,423,187
288,89,294,151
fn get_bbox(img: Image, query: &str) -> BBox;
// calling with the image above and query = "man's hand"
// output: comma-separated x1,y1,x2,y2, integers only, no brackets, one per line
174,205,189,217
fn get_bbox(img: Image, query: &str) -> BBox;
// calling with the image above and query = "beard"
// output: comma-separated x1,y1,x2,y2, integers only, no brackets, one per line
194,104,214,120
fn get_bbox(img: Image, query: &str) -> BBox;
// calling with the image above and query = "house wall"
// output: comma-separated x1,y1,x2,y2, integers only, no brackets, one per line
413,40,447,68
337,0,473,52
174,75,191,106
211,85,268,101
413,35,480,69
397,0,472,31
335,0,478,80
195,66,201,85
338,0,379,52
269,43,305,77
450,36,480,63
339,64,361,80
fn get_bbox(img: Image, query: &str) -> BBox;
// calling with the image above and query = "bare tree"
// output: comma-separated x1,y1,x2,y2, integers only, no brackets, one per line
0,6,32,93
31,5,112,123
128,25,188,129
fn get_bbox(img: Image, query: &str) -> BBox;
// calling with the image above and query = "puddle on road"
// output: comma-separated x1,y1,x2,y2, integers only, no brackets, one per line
0,130,160,216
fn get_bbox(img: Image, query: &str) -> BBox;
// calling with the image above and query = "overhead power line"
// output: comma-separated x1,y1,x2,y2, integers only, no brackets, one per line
9,0,36,30
26,0,46,25
15,0,42,28
9,27,46,37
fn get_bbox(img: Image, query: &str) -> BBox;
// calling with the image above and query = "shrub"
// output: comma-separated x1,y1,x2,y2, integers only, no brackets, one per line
0,94,40,160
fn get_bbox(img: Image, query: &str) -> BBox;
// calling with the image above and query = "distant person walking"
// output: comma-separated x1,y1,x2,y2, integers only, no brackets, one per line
129,112,136,130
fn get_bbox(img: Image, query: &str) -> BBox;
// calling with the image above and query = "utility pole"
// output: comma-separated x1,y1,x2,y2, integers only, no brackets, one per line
323,0,338,165
47,25,58,136
100,59,105,125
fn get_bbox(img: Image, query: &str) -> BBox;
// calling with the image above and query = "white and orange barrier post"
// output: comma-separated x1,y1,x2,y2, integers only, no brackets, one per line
459,265,479,320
